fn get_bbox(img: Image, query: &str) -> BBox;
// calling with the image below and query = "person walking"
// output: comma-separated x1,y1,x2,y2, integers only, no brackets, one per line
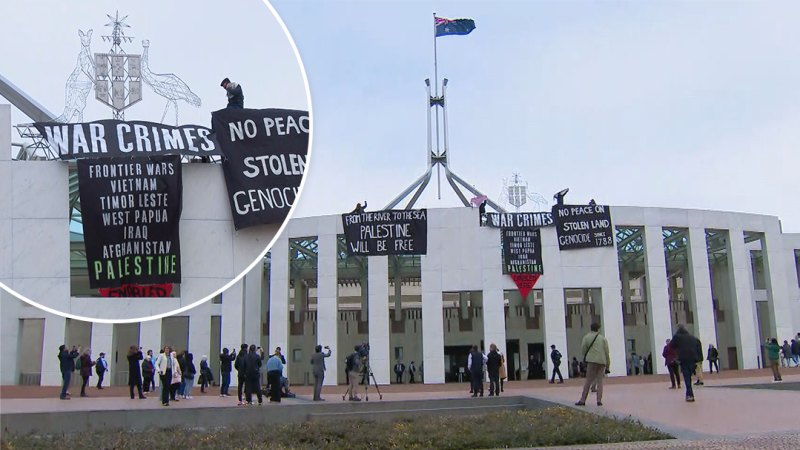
310,344,332,401
266,350,284,403
670,325,703,402
220,78,244,109
781,341,793,368
707,344,719,374
78,349,95,397
408,361,417,384
766,338,782,382
199,355,213,393
467,345,487,397
141,353,155,393
155,346,173,406
234,343,248,405
57,345,79,400
791,339,799,367
394,360,406,384
662,339,681,389
486,344,502,396
693,338,705,386
575,322,611,407
95,352,108,390
127,346,145,400
549,344,564,384
219,347,236,397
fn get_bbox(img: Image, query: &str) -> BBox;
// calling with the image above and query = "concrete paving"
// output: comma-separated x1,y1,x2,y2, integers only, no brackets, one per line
2,367,799,448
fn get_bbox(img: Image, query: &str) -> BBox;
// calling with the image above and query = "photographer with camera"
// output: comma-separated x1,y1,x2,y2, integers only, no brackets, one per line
345,345,363,401
310,344,332,401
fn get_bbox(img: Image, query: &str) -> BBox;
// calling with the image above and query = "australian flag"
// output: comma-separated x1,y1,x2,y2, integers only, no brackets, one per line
435,16,476,37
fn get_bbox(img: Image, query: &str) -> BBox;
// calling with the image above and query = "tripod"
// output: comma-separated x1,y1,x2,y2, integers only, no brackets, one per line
342,363,383,401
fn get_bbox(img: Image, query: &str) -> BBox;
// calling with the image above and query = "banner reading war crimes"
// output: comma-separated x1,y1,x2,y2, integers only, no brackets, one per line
342,209,428,256
483,212,554,229
502,228,543,275
34,120,223,160
212,108,310,230
552,204,614,250
77,155,182,289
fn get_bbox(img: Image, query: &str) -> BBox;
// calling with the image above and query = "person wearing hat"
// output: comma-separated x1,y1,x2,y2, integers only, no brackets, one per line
220,77,244,109
95,352,108,390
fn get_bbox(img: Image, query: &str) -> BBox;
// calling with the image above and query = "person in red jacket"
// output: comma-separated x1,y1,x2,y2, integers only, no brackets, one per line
662,339,680,389
78,349,96,397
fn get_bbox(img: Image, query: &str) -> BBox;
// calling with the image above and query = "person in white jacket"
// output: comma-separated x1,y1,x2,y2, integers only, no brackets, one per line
155,346,180,406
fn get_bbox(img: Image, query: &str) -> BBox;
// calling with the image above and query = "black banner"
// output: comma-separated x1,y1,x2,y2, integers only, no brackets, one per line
77,155,182,289
483,212,554,229
502,229,543,274
342,209,428,255
212,108,310,230
552,204,614,250
34,120,222,160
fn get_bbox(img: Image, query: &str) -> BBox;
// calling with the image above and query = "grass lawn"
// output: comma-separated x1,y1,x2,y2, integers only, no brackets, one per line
1,406,671,449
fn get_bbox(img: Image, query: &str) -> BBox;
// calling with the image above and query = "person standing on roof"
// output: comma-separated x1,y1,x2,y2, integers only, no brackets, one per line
220,77,244,109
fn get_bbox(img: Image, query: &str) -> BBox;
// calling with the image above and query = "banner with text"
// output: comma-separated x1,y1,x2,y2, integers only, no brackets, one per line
77,155,182,289
483,212,554,229
501,228,543,275
34,120,223,160
552,204,614,250
212,108,310,230
342,209,428,255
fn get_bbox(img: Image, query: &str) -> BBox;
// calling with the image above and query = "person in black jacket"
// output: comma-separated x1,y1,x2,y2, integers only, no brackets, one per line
58,345,79,400
127,346,146,399
220,78,244,109
549,345,564,384
244,345,263,405
707,344,719,374
486,344,502,396
670,325,702,402
468,345,486,397
234,343,248,405
219,347,236,397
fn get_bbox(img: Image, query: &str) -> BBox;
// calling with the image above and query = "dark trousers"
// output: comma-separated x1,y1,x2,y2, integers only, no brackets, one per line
268,370,282,402
409,371,415,383
160,370,171,404
142,374,153,392
470,370,484,396
708,360,719,373
488,372,500,395
170,383,180,400
60,371,71,398
680,362,695,398
237,374,246,402
245,374,262,404
668,362,681,387
395,372,403,383
96,372,105,388
221,372,231,396
80,375,90,395
551,364,563,383
313,373,324,400
130,382,144,399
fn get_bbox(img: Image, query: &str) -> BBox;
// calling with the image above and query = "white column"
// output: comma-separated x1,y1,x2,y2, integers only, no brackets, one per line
0,293,19,385
367,255,390,385
727,228,759,369
540,227,568,380
139,319,162,356
482,286,507,364
600,238,627,377
316,230,338,385
242,270,262,345
761,227,793,341
268,237,289,366
421,253,445,384
643,226,671,375
41,315,67,386
687,227,717,350
188,303,212,360
220,278,244,384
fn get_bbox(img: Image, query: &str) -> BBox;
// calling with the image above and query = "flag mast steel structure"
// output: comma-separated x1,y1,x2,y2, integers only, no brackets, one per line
384,14,505,212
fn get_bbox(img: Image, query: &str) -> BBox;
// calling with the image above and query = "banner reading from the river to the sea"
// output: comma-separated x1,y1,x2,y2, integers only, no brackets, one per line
77,155,182,289
211,108,310,230
552,204,614,250
342,209,428,256
34,120,223,160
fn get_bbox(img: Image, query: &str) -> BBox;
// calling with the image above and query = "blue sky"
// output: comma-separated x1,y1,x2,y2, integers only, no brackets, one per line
274,1,800,232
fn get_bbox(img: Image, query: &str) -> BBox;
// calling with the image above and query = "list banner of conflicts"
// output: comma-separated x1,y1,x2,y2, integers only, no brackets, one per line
552,204,614,250
342,209,428,256
77,155,182,289
212,108,309,230
34,120,223,160
502,228,543,299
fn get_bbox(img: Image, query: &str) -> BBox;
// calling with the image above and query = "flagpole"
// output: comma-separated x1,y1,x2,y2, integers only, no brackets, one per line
433,12,441,199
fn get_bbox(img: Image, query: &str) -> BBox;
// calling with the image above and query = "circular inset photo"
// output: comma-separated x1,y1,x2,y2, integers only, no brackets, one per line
0,0,311,322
